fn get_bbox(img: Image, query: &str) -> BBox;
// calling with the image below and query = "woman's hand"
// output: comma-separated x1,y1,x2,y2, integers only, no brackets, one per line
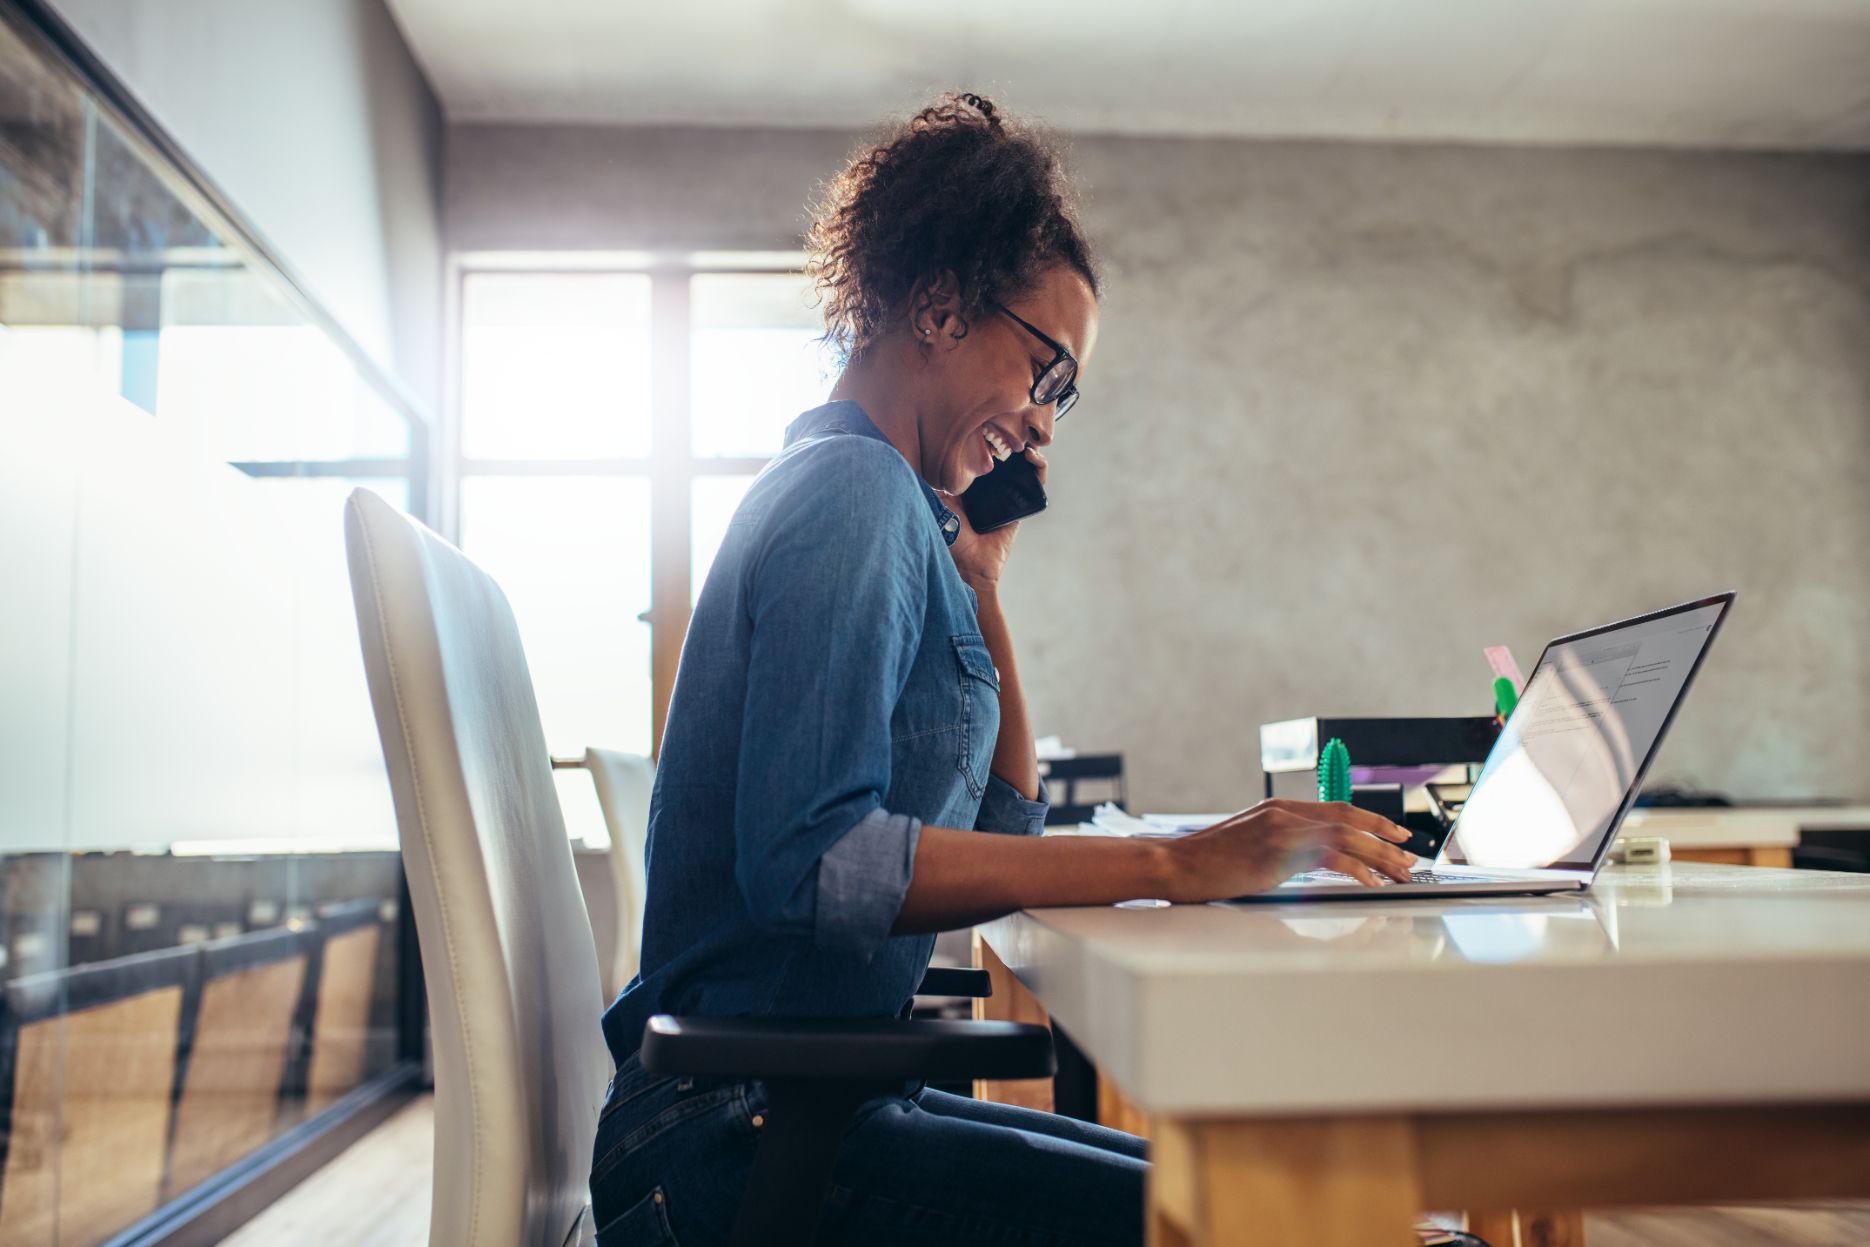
1158,799,1417,901
947,447,1046,592
894,803,1414,937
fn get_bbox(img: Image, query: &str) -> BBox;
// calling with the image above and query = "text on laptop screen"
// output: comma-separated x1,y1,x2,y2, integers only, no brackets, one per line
1447,601,1726,870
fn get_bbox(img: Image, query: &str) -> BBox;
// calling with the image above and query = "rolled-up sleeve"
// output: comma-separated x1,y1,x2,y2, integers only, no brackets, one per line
734,439,931,955
975,774,1050,837
817,808,921,947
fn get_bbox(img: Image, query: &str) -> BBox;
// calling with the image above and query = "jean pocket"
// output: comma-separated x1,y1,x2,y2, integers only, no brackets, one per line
592,1082,745,1188
595,1186,680,1246
950,633,999,799
597,1054,690,1129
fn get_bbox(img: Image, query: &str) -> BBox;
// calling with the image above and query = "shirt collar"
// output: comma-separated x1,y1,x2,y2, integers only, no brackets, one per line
784,401,962,546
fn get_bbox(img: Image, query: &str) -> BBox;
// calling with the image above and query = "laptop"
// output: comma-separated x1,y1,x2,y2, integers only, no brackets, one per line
1236,592,1735,901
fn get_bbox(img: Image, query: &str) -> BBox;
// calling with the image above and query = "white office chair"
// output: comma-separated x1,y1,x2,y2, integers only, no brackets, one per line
580,748,654,997
344,489,610,1247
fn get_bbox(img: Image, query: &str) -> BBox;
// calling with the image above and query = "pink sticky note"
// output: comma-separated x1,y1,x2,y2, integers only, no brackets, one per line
1484,645,1523,693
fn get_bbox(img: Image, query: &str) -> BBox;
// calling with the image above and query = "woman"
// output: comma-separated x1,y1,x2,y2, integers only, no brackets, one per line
590,91,1416,1246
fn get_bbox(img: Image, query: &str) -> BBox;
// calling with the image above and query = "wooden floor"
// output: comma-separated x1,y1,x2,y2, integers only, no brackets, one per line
217,1095,1870,1246
218,1096,431,1247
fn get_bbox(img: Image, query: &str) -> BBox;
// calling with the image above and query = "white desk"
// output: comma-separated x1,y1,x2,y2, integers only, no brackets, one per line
975,864,1870,1246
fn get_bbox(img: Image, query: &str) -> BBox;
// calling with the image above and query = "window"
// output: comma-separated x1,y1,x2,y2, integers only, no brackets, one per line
450,257,831,843
689,272,824,457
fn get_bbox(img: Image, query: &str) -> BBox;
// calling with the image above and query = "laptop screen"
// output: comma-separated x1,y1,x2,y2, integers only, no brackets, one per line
1446,596,1730,871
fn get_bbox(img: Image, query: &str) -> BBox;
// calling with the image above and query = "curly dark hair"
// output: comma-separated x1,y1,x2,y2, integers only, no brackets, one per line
806,91,1098,363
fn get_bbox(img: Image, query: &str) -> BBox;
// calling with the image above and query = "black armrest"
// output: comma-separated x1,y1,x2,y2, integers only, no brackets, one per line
642,1014,1054,1082
915,965,992,998
645,1013,1055,1246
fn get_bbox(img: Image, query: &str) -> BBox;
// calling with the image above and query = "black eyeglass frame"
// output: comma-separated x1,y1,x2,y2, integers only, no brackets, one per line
990,300,1080,420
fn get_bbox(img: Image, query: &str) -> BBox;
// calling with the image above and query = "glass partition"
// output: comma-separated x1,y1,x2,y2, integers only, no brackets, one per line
0,6,424,1244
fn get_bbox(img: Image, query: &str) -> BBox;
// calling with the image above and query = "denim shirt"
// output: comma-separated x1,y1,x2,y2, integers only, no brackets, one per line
600,401,1049,1061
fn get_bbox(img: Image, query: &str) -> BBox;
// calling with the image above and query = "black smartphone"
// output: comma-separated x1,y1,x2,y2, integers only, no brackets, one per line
961,452,1047,533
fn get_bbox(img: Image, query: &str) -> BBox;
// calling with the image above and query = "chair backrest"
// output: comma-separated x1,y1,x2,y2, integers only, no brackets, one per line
344,489,608,1247
581,748,655,997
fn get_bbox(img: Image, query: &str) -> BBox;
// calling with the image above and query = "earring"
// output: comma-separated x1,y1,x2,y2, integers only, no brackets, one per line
923,328,932,335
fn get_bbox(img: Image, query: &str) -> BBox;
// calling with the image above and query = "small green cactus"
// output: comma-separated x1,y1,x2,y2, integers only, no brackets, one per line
1318,737,1352,804
1493,675,1519,720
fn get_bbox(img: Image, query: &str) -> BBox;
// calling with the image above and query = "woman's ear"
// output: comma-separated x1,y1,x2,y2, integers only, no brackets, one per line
909,271,969,346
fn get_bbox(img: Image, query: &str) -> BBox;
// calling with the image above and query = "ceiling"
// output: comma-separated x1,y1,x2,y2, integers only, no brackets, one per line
385,0,1870,150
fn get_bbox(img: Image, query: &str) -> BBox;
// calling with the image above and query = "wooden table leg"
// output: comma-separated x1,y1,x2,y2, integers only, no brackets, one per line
1099,1071,1155,1143
1467,1208,1588,1247
972,931,1055,1111
1150,1203,1196,1247
1467,1210,1520,1245
1518,1209,1586,1246
1150,1114,1422,1246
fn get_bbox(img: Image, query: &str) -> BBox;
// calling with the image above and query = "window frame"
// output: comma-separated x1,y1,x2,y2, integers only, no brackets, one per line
443,251,812,752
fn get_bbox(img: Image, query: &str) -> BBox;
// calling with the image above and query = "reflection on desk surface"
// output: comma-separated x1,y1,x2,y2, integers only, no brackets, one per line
1268,896,1614,965
1066,863,1870,972
1441,902,1616,962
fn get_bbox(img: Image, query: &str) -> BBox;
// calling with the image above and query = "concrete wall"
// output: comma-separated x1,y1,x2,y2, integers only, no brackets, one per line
49,0,445,410
447,122,853,254
448,123,1870,808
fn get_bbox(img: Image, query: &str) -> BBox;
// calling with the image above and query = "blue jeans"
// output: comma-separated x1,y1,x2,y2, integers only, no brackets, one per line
590,1053,1147,1246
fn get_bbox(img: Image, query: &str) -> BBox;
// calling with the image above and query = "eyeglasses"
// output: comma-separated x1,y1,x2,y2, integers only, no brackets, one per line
991,301,1080,420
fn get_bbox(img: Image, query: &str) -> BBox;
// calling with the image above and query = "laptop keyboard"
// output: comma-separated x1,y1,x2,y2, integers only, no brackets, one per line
1296,868,1517,886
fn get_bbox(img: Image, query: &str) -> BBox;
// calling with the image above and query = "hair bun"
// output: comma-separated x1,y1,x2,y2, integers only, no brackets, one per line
958,92,1000,127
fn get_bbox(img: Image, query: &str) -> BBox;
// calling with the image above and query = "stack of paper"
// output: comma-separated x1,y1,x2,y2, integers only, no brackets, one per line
1086,806,1232,837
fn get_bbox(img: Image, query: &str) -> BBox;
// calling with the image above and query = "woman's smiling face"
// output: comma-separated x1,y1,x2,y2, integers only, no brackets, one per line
916,264,1100,497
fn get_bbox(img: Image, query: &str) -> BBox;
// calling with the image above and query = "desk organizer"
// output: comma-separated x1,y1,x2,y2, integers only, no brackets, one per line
1259,716,1501,857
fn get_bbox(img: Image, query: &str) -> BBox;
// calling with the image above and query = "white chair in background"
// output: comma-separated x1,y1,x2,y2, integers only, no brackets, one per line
563,748,654,999
344,489,609,1247
553,748,654,997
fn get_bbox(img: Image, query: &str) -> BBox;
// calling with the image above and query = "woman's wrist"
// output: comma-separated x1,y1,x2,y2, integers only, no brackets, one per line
1142,837,1186,901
